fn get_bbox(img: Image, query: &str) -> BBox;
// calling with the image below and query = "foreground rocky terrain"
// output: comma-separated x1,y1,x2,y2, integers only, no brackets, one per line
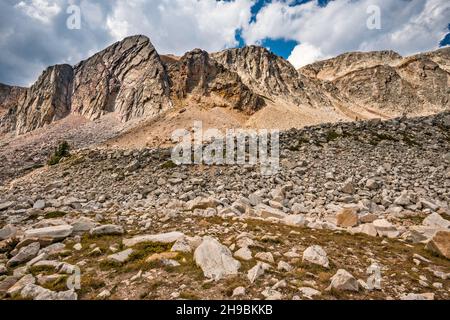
0,34,448,301
0,112,449,300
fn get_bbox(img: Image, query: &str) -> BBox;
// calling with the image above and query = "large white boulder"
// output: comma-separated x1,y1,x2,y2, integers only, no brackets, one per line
123,232,185,247
194,236,240,281
25,225,73,241
423,213,450,229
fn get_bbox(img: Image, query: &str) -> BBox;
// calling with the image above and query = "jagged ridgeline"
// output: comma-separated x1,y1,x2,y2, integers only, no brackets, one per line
0,35,449,135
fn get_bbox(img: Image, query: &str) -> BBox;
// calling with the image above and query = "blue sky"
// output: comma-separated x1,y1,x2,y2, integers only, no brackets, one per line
237,0,331,59
239,0,449,60
0,0,449,86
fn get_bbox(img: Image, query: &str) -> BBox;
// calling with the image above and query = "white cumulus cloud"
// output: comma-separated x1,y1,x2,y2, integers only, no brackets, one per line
288,42,328,68
106,0,254,55
1,0,449,85
243,0,450,68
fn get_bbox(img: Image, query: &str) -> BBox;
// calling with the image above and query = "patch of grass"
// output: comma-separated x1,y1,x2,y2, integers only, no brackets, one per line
24,212,39,221
161,160,177,169
80,234,124,253
168,252,204,280
99,259,123,271
79,273,106,296
180,291,200,300
48,141,70,166
29,265,56,275
326,131,341,142
129,242,173,262
42,275,69,292
401,133,420,146
122,242,174,273
44,211,68,219
201,282,215,290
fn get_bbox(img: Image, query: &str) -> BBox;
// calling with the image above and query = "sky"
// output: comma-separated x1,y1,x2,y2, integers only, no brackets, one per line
0,0,449,86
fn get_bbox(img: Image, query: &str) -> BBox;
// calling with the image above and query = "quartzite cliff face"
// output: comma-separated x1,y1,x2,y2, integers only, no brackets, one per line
211,45,333,109
0,35,449,135
1,64,73,134
71,35,172,122
167,49,265,114
300,49,450,117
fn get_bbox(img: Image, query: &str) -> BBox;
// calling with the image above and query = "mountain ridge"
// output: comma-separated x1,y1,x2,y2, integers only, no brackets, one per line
0,35,449,135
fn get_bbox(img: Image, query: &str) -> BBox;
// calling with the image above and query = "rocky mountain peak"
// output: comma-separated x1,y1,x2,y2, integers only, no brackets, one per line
1,64,73,134
0,36,448,136
300,50,403,81
168,48,265,114
299,48,450,118
0,84,26,117
71,35,171,122
211,46,304,101
211,45,337,112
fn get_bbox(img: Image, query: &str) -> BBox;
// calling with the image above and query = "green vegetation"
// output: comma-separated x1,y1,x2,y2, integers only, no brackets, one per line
48,141,71,166
180,291,201,300
326,130,341,142
128,242,173,263
161,160,177,169
79,273,106,296
44,211,68,219
29,265,56,276
42,275,69,292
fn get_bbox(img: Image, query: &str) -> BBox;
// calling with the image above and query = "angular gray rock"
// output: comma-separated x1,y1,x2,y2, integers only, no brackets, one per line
123,232,185,247
71,217,97,234
25,225,73,241
373,219,399,238
328,269,359,292
234,247,253,261
7,242,40,268
20,284,77,300
107,249,134,263
423,213,450,229
302,245,330,268
247,261,269,283
194,236,241,281
0,224,18,240
0,64,73,134
90,224,124,236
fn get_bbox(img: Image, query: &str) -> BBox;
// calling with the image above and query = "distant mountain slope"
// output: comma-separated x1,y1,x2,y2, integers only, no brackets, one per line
300,47,450,118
